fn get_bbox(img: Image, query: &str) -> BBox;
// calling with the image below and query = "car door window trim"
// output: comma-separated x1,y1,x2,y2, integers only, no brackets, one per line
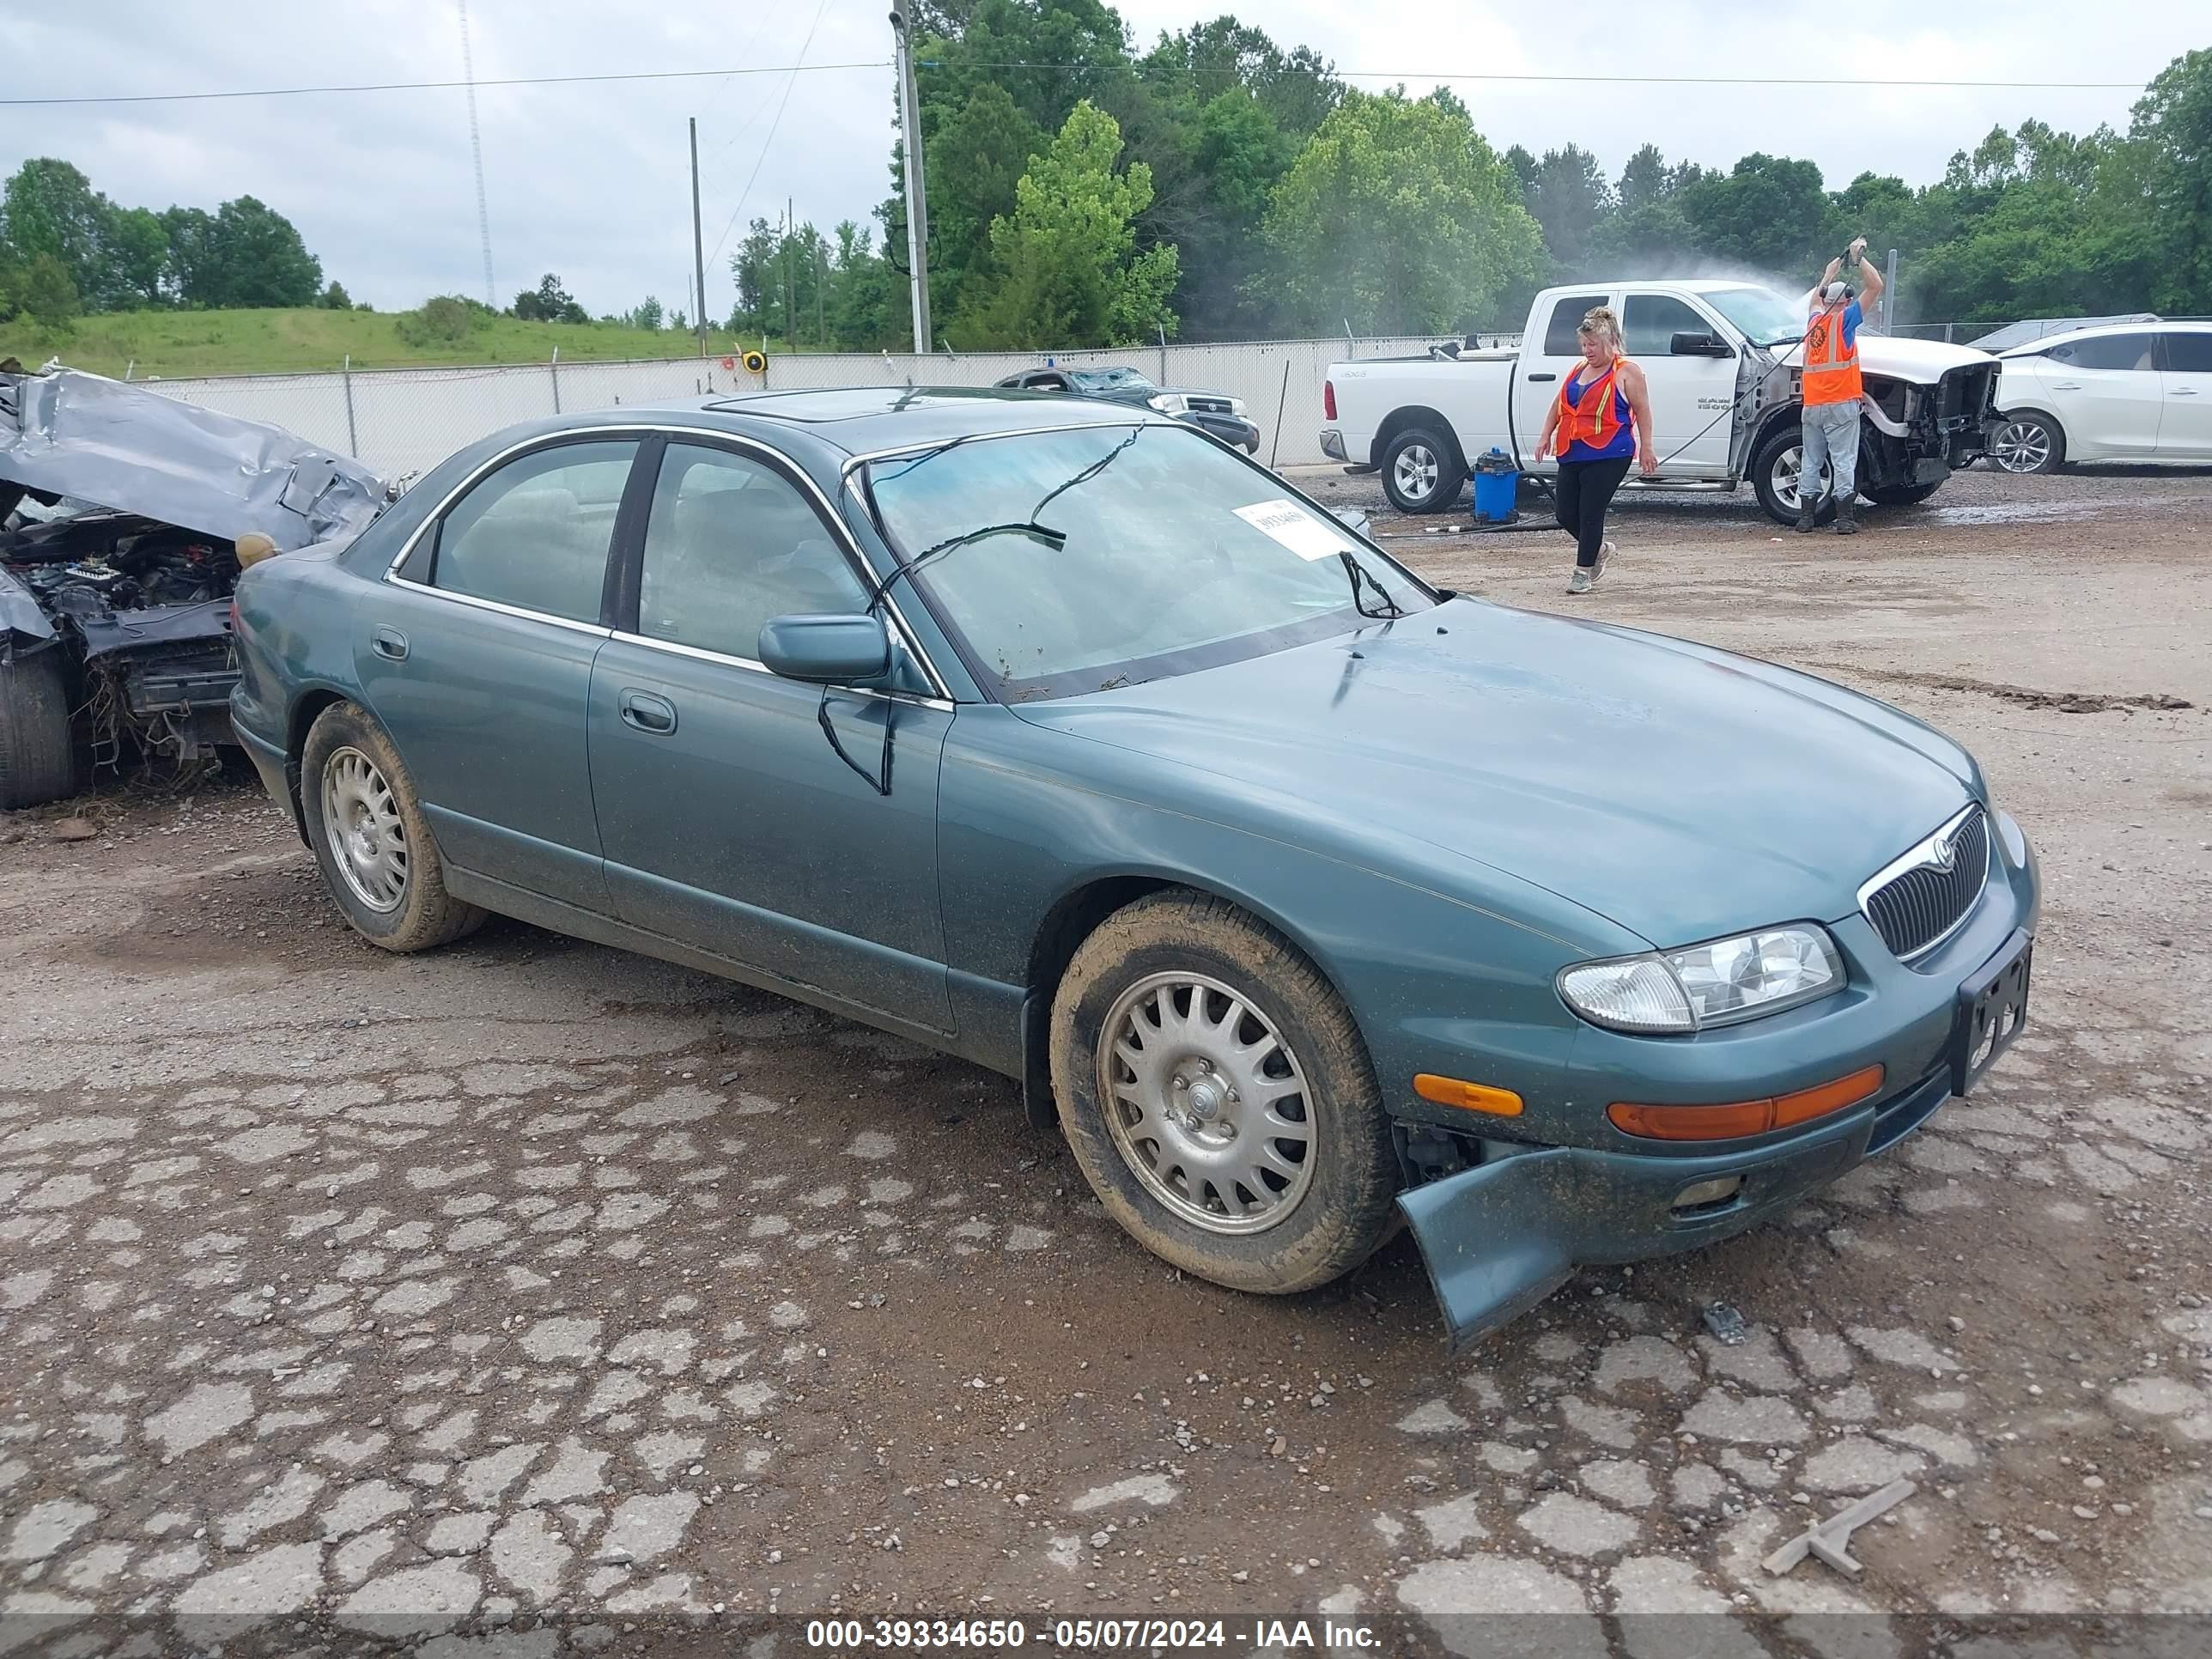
382,422,950,700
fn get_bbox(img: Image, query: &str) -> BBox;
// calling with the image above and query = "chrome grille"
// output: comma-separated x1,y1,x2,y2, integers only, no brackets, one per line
1186,396,1236,416
1861,805,1989,960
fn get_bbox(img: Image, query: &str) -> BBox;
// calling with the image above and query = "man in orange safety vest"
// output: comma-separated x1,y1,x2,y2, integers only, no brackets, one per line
1797,236,1885,537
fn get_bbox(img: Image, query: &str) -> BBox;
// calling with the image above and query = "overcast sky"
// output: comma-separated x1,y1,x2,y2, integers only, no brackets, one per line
1,1,2195,321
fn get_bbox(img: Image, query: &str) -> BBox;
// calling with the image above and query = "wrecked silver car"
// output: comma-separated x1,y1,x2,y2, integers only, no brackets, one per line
1,365,387,809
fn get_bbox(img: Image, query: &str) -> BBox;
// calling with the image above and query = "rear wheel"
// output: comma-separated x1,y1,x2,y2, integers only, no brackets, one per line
1381,426,1465,514
1049,890,1399,1295
1989,412,2063,474
301,701,486,951
0,647,82,811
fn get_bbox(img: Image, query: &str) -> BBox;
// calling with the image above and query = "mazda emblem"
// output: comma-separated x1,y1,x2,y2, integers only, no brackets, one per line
1929,832,1957,872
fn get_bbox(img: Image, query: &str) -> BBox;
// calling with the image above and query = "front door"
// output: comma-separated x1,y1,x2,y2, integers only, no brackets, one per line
363,435,642,908
587,437,954,1030
1621,290,1736,475
2155,331,2212,457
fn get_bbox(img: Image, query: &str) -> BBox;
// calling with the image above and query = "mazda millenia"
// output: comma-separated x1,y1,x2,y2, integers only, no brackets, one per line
230,387,2039,1346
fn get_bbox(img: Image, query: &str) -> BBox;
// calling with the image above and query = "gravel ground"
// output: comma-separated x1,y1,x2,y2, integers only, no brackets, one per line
2,463,2209,1654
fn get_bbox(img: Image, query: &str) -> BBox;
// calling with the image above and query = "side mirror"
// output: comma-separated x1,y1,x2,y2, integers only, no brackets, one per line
1330,506,1372,540
757,612,891,685
1671,331,1735,358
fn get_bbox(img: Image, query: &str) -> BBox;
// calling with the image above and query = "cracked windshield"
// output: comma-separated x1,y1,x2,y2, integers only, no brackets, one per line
867,425,1429,697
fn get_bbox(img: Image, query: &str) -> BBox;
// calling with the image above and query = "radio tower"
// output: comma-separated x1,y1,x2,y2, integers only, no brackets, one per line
458,0,496,308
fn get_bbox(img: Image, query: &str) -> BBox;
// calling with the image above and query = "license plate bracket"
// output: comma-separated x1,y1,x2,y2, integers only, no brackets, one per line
1950,929,2033,1096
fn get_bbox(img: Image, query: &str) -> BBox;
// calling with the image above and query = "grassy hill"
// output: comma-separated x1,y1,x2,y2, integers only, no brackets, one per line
0,307,768,380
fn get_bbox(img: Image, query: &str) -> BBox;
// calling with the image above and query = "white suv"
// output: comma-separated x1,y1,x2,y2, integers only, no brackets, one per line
1990,320,2212,472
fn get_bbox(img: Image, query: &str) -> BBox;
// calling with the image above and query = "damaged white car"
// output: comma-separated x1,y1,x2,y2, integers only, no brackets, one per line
1,365,387,809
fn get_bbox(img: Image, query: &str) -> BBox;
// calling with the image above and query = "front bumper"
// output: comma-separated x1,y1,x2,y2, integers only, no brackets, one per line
1400,1065,1949,1349
1179,411,1261,453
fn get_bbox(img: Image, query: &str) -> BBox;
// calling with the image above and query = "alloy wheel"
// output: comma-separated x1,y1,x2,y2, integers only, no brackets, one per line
1393,443,1439,502
321,746,410,914
1990,418,2052,474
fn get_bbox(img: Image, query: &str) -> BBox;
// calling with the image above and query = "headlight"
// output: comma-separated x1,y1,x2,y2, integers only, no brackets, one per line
1993,806,2028,868
1559,926,1844,1034
1146,392,1188,414
1227,397,1248,416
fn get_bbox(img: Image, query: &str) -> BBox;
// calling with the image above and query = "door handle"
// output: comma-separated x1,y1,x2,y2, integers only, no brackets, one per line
618,689,678,735
371,627,408,661
1527,372,1557,383
2050,381,2082,390
2173,387,2199,397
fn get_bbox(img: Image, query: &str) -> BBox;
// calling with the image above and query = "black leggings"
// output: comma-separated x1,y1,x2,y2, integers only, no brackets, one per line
1554,455,1632,568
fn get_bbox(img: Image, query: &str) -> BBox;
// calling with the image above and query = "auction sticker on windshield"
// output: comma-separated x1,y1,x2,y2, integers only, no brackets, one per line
1233,499,1354,561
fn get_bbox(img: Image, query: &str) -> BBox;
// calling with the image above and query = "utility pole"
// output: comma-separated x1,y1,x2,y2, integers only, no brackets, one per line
1882,247,1899,335
890,3,933,354
689,118,709,357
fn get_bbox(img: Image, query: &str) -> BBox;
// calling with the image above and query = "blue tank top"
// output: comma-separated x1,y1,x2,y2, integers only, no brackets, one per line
1561,365,1634,462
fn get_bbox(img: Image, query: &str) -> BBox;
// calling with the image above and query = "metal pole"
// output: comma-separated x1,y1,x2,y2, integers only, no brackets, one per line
1158,323,1168,385
1267,357,1291,470
890,4,933,355
550,346,561,415
689,117,709,358
342,354,359,456
1882,248,1899,333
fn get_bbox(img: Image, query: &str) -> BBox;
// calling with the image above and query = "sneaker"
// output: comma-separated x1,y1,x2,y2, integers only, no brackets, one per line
1567,567,1593,595
1593,538,1615,583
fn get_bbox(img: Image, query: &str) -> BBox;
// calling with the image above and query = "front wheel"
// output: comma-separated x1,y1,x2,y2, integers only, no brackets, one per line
301,701,486,952
1988,412,2063,474
1380,426,1465,514
1752,426,1837,526
1048,890,1400,1295
0,647,82,811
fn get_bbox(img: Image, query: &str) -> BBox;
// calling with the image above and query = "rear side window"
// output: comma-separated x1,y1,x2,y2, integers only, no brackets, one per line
636,443,870,661
1541,295,1611,356
428,441,638,623
1623,294,1715,356
2046,333,2155,372
2159,331,2212,373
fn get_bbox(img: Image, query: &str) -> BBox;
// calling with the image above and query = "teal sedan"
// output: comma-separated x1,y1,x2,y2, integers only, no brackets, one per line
230,388,2039,1346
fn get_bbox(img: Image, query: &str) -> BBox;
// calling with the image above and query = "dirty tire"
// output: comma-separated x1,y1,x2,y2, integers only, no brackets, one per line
301,700,485,952
1753,424,1835,526
0,647,82,811
1989,410,2064,474
1863,481,1944,507
1381,425,1466,514
1049,889,1398,1295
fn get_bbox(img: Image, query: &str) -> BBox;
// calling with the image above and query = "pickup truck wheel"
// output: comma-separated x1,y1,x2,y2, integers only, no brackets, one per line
301,701,487,952
1381,427,1465,514
1049,890,1398,1295
0,647,82,811
1753,427,1836,526
1863,482,1944,507
1989,412,2063,474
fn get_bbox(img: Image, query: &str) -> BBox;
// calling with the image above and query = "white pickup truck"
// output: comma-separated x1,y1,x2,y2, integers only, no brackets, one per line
1322,279,2001,524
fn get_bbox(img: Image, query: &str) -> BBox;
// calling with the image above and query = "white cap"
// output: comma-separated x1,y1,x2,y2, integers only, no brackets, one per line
1824,282,1849,303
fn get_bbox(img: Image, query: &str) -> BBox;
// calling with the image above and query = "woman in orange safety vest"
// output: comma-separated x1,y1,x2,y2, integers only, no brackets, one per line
1533,305,1658,594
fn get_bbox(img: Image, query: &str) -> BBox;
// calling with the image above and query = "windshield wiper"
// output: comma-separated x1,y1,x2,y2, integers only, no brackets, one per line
1754,332,1806,349
1338,549,1407,621
910,519,1066,567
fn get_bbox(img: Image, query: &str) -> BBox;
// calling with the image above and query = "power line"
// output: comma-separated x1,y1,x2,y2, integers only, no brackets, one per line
703,0,835,279
0,62,2147,109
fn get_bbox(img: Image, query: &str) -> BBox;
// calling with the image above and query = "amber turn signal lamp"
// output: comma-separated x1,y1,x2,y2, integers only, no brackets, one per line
1607,1065,1884,1141
1414,1074,1525,1116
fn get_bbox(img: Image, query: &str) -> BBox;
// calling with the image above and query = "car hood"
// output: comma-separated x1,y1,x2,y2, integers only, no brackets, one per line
1011,599,1978,948
1852,334,1993,381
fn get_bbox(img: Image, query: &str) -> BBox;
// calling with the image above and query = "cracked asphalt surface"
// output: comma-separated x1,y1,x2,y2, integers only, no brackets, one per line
2,463,2209,1655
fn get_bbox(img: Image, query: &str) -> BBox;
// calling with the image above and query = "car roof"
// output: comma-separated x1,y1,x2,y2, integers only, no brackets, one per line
1998,319,2203,356
690,384,1172,453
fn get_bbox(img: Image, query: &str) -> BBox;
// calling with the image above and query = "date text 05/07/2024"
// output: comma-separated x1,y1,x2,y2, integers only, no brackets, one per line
803,1617,1382,1650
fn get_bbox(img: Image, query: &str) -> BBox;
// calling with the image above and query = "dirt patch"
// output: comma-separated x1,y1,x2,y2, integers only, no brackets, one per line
1804,665,2197,714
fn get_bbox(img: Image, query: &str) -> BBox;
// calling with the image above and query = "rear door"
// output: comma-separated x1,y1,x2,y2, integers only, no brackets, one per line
1514,290,1613,469
1621,290,1736,475
367,434,643,908
586,435,955,1030
2035,331,2163,457
2154,330,2212,458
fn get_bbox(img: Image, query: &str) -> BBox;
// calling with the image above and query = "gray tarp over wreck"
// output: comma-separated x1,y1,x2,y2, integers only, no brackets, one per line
1,367,387,553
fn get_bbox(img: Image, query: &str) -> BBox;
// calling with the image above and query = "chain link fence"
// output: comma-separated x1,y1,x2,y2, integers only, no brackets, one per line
138,336,1469,481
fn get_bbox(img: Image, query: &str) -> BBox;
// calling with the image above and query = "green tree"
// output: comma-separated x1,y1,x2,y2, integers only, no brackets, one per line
629,295,665,331
2130,48,2212,311
317,280,353,310
1262,88,1544,335
1517,144,1614,275
104,205,169,308
957,100,1180,348
919,83,1046,325
512,272,586,324
20,252,81,328
0,161,108,307
1676,153,1838,276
